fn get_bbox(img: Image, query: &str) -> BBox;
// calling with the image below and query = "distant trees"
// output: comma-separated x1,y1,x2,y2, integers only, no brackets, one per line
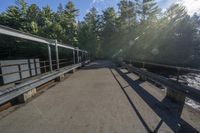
0,0,200,67
0,0,78,45
124,3,200,66
78,7,101,58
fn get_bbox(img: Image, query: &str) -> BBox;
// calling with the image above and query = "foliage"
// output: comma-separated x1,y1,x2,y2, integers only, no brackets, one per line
0,0,200,67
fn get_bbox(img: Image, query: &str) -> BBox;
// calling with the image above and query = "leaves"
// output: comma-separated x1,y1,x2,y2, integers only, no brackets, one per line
0,0,200,67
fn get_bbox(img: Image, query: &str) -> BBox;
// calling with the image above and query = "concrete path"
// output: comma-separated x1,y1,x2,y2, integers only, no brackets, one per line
0,61,199,133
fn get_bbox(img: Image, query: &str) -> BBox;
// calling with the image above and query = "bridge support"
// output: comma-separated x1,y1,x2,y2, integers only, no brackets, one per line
55,74,65,82
18,88,37,103
69,68,76,73
166,89,186,105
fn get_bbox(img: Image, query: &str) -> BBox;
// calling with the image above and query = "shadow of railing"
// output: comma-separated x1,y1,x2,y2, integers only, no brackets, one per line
110,67,198,133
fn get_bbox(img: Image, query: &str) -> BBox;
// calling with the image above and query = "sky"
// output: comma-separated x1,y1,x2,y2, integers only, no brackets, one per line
0,0,199,21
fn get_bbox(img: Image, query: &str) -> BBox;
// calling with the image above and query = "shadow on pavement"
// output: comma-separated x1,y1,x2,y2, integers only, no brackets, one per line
110,67,198,133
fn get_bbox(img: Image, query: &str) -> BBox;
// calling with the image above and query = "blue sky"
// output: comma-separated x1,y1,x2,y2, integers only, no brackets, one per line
0,0,199,20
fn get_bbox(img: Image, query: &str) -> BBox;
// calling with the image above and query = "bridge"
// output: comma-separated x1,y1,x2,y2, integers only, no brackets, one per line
0,25,200,133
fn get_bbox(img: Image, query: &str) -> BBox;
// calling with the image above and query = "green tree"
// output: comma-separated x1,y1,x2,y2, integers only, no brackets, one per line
100,7,118,58
62,1,79,46
118,0,137,29
142,0,160,21
78,7,101,58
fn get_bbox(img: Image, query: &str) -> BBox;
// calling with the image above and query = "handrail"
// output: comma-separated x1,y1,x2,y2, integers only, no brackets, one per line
0,59,74,77
0,61,90,105
0,25,89,85
123,63,200,103
0,59,72,67
0,25,88,53
125,60,200,73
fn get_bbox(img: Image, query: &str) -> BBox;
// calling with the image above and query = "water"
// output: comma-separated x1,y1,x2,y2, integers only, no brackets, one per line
180,73,200,111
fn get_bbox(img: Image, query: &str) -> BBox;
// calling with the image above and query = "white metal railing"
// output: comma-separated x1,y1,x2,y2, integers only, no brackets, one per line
0,25,89,72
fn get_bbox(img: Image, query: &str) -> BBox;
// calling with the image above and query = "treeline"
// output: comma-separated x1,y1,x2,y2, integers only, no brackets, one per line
0,0,200,67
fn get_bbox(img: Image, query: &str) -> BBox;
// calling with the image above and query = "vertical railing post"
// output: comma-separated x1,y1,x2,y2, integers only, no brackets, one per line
83,52,85,61
80,51,82,63
76,49,79,63
55,40,59,69
44,61,46,73
28,59,32,77
34,59,38,75
73,49,76,64
48,44,53,72
18,64,22,80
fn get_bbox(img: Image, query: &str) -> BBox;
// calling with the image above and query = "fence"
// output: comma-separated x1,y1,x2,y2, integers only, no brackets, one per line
124,59,200,82
0,25,89,85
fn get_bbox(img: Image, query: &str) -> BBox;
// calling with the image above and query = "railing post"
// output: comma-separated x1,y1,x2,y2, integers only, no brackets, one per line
44,61,46,73
48,44,53,72
166,89,185,105
77,49,79,63
18,64,22,80
83,52,85,61
55,40,59,69
28,59,32,77
34,59,38,75
73,49,75,64
80,51,82,63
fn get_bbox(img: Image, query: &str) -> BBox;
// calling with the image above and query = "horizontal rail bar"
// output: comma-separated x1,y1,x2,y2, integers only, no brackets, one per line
126,60,200,73
1,62,40,67
123,63,200,103
0,59,72,68
0,61,73,77
0,25,50,44
0,25,88,52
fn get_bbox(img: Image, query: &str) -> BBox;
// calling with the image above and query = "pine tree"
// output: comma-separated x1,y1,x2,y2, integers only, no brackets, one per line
78,7,101,58
118,0,136,29
62,1,79,46
142,0,160,21
101,7,118,58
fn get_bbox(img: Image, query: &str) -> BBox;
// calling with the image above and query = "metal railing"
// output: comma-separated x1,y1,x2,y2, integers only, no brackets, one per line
124,59,200,82
126,60,200,72
0,25,89,85
0,24,89,72
122,62,200,103
0,59,74,78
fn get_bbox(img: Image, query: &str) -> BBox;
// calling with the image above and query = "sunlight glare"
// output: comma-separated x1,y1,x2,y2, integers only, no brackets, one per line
179,0,200,15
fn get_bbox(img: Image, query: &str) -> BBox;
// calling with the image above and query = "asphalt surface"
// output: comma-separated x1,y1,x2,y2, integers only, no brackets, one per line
0,61,199,133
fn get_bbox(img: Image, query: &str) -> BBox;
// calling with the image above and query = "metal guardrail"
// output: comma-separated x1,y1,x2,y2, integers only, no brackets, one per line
123,63,200,103
0,61,90,105
0,25,89,72
0,25,90,105
0,59,73,77
125,60,200,73
124,59,200,83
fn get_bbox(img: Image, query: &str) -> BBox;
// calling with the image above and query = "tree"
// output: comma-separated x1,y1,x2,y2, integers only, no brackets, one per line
141,0,160,21
62,1,79,46
100,7,118,58
78,7,101,58
26,4,41,34
118,0,137,29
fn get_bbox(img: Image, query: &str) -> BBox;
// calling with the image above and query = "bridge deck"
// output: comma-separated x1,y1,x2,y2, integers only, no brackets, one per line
0,61,199,133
